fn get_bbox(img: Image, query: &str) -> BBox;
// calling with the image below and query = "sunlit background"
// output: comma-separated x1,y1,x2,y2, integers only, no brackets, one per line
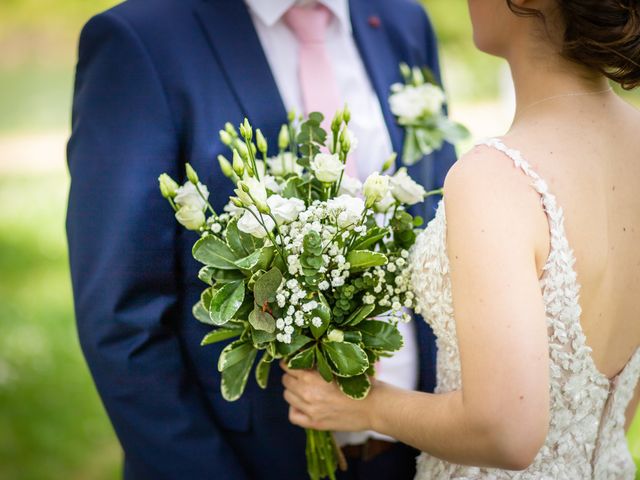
0,1,638,479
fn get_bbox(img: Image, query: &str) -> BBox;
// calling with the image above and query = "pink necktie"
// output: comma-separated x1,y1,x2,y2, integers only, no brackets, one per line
284,4,358,178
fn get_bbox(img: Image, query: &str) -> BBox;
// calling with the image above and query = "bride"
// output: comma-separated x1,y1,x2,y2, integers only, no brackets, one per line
281,0,640,477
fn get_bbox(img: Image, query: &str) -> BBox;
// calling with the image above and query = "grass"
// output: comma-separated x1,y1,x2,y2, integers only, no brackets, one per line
0,173,120,480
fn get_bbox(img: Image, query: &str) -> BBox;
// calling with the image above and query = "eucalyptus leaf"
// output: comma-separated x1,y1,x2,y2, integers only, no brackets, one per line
359,320,404,352
346,250,388,270
254,268,283,306
210,281,245,326
252,327,277,346
248,308,276,333
337,374,371,400
323,341,369,377
201,326,243,346
199,266,245,285
255,351,273,389
221,347,257,401
288,346,316,370
193,235,238,270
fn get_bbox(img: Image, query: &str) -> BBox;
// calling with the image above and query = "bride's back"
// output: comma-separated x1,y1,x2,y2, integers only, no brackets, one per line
505,97,640,381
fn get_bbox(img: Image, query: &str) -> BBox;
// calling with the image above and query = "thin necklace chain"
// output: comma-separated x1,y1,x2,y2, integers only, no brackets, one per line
520,87,613,113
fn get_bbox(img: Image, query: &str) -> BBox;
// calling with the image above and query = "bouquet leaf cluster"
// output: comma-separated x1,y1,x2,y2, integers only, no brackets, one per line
390,63,470,165
159,107,440,480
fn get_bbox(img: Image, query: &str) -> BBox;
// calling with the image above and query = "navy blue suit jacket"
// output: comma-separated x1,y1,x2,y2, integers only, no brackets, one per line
66,0,457,478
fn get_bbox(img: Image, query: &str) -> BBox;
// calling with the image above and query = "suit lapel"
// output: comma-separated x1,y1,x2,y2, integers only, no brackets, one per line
349,0,404,159
193,0,288,148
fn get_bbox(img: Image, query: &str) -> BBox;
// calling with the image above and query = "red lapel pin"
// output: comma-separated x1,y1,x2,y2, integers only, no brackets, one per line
368,15,381,28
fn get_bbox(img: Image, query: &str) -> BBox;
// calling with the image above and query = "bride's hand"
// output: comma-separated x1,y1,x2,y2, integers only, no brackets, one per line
281,361,375,432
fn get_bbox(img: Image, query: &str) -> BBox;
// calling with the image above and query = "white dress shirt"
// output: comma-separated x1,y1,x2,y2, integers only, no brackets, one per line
244,0,419,446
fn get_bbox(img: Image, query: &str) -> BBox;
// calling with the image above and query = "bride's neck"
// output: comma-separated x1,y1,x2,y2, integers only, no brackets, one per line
507,47,610,126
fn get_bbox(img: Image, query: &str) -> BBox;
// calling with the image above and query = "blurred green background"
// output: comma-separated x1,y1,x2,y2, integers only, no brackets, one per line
0,1,638,479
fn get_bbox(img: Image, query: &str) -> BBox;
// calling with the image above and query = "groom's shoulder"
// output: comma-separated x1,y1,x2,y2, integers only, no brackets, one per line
82,0,197,40
370,0,436,39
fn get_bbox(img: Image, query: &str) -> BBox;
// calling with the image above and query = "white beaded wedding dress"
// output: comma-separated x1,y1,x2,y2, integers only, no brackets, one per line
410,138,640,479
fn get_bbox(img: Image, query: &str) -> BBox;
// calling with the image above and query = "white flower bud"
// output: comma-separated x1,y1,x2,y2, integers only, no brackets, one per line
175,205,205,231
158,173,179,199
185,163,199,184
217,155,234,178
219,130,233,146
278,125,290,151
256,129,267,155
363,172,390,207
232,150,245,177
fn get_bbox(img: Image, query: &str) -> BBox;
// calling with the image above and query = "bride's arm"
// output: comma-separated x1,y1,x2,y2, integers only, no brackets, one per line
283,148,551,470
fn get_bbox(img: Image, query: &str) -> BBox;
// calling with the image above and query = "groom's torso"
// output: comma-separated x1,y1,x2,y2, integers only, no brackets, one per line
98,0,441,476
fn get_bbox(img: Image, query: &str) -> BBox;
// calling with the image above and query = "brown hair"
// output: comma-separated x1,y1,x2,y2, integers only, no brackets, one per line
506,0,640,89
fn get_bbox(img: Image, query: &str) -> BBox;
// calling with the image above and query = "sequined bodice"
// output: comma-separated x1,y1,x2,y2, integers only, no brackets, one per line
410,138,640,479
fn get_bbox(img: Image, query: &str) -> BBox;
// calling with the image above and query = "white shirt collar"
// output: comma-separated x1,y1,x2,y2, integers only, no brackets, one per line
244,0,351,33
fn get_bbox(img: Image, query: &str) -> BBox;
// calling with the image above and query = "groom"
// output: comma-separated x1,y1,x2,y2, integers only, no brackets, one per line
66,0,456,479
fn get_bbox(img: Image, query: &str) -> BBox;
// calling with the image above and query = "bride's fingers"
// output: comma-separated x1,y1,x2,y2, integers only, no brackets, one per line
288,406,313,429
283,388,309,412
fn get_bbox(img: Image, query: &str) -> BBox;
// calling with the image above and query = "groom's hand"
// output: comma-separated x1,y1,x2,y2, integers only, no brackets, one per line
281,361,374,432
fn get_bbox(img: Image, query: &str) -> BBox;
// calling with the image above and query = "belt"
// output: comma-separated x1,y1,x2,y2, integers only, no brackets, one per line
341,439,395,462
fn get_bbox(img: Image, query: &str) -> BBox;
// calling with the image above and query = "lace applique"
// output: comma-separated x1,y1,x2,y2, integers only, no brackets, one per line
411,138,640,479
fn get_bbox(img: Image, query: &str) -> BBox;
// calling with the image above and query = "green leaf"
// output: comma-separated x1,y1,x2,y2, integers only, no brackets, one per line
218,339,255,372
251,327,277,346
337,374,371,400
255,352,273,389
282,177,305,199
248,308,276,333
323,341,369,377
201,326,243,346
359,320,404,353
310,293,331,339
193,235,239,269
234,249,263,270
221,346,257,401
192,300,214,325
351,228,390,251
288,346,316,370
254,268,283,306
199,266,245,285
277,334,314,357
346,250,388,270
345,304,375,326
315,346,334,382
226,217,263,257
210,281,245,326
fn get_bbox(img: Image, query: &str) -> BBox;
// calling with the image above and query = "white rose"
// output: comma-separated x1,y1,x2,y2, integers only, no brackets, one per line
174,182,209,210
237,206,275,239
417,83,446,115
327,194,365,228
235,176,267,209
363,172,390,206
175,205,205,231
338,175,362,197
374,191,396,213
311,153,344,183
266,153,303,176
267,195,305,225
262,175,282,193
390,168,426,205
389,84,445,120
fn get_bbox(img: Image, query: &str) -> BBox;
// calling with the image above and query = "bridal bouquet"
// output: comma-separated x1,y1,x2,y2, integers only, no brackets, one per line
390,63,469,165
158,109,439,480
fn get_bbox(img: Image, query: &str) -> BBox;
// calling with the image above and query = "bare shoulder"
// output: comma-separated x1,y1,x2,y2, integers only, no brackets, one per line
443,143,548,245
